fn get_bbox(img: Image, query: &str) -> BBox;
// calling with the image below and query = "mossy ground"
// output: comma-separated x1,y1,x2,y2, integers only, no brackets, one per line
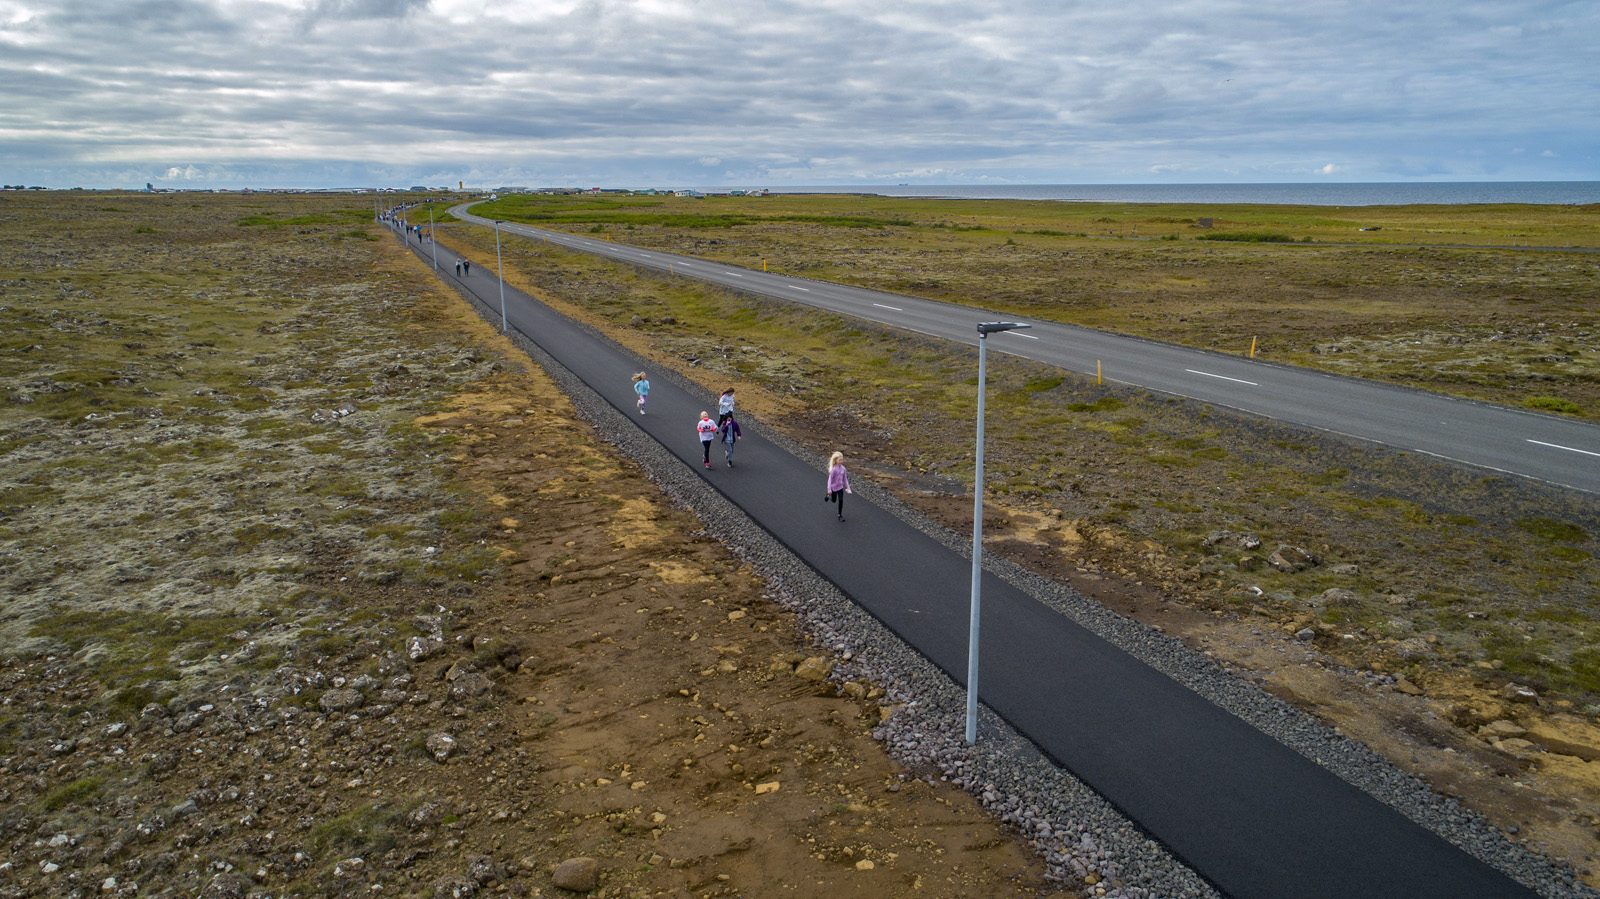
431,198,1600,883
479,193,1600,420
0,191,1063,899
436,216,1600,710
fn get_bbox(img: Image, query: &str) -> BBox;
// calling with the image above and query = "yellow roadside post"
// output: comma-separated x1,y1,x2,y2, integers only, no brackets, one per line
1097,361,1102,385
1250,337,1257,358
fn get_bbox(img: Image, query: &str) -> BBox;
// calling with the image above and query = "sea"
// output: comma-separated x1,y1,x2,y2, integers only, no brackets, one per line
752,182,1600,207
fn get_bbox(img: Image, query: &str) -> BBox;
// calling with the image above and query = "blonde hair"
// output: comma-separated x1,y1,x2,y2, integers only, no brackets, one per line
828,451,844,468
632,371,645,382
701,411,711,418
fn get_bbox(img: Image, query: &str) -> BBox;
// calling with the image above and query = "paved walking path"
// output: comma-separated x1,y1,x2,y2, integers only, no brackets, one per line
400,222,1537,899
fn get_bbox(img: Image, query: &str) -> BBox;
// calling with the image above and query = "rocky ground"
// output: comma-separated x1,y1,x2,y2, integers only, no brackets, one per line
0,194,1066,898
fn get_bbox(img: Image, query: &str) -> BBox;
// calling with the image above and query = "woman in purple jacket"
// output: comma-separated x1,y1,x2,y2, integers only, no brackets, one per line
824,451,852,521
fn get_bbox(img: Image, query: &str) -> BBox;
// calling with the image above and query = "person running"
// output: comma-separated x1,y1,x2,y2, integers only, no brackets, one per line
719,414,741,467
717,388,736,425
696,412,717,468
632,371,650,414
825,451,851,521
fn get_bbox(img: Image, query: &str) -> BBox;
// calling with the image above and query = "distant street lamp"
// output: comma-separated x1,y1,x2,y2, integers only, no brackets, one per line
967,320,1031,744
494,220,507,333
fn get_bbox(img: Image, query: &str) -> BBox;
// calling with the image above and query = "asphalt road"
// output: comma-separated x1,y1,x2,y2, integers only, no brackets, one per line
397,218,1541,899
452,207,1600,496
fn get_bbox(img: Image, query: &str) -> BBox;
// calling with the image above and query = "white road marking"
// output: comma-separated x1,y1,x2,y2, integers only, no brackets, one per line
873,303,902,311
1527,439,1600,458
1186,369,1259,386
1009,332,1039,340
726,272,742,277
788,285,810,291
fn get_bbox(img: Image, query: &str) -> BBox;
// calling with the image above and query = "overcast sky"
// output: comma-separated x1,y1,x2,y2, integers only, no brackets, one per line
2,0,1596,189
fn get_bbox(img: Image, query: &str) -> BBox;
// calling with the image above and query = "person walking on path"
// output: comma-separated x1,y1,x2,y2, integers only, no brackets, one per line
632,372,650,414
455,259,462,277
462,259,470,277
719,415,741,467
825,451,851,521
717,388,736,425
696,412,718,468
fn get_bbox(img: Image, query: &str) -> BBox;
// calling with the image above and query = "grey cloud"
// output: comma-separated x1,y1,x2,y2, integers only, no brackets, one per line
308,0,430,20
1,0,1595,188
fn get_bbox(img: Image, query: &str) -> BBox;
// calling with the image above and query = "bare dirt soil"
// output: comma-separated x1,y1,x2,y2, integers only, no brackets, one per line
0,193,1063,898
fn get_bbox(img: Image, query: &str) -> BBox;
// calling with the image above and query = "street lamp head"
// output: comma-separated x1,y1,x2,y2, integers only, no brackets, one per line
977,321,1031,336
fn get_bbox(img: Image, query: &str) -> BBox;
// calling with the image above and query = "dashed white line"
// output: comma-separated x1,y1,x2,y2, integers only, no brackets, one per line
873,303,902,311
1185,369,1259,386
1010,332,1039,340
1527,439,1600,458
787,285,810,291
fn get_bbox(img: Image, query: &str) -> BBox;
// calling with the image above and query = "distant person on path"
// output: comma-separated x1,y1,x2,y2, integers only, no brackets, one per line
825,451,851,521
697,412,718,468
717,388,736,425
719,415,741,467
462,259,470,276
454,259,462,277
632,371,650,413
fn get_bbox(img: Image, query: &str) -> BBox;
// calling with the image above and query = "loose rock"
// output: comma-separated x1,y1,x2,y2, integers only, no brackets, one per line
551,857,599,892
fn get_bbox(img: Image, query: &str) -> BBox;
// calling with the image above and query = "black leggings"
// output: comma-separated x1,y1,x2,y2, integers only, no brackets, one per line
702,440,712,463
829,489,845,515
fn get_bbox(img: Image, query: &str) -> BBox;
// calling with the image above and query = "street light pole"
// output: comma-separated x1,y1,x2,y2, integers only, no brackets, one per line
967,321,1031,744
494,220,507,333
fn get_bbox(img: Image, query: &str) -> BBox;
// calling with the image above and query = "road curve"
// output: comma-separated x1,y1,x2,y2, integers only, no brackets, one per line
407,214,1544,899
454,205,1600,496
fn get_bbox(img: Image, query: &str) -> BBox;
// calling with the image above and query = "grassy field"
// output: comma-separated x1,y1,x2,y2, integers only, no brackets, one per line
477,193,1600,421
441,197,1600,709
435,199,1600,878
